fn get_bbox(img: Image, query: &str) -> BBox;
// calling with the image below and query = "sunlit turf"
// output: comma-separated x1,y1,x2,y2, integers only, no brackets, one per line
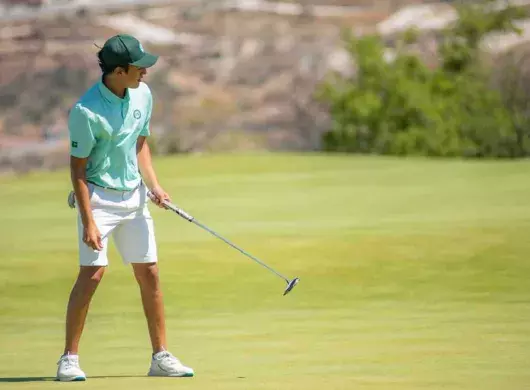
0,153,529,389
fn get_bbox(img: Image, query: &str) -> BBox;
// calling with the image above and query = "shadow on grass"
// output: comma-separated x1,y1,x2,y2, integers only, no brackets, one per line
0,376,146,382
0,377,56,383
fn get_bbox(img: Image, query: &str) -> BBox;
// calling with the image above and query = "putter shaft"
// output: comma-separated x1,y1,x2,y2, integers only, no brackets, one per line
192,218,290,282
149,192,290,282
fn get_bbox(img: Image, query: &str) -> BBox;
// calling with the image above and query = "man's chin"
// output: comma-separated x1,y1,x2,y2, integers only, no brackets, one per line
129,81,142,89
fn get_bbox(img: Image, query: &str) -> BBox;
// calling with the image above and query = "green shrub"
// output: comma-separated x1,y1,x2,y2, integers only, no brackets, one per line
319,0,529,158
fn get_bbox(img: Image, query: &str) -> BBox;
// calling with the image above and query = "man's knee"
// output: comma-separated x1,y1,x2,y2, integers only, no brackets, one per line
133,263,159,287
78,266,106,285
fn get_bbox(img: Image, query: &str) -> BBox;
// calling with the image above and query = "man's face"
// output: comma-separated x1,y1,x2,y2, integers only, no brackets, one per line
116,65,147,89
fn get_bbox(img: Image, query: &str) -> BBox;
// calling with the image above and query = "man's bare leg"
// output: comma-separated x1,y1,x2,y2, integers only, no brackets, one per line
64,266,106,354
132,262,166,353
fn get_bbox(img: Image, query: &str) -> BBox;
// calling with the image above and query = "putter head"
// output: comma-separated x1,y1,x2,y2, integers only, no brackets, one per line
283,277,300,296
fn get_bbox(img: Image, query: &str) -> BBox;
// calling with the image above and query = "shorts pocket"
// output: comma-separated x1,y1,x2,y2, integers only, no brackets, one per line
88,183,104,208
140,184,149,206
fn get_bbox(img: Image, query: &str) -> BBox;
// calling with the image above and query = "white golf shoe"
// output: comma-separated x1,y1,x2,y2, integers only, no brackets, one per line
56,354,86,382
148,351,194,377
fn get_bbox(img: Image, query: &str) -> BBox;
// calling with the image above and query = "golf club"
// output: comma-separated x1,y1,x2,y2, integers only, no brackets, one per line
147,191,299,296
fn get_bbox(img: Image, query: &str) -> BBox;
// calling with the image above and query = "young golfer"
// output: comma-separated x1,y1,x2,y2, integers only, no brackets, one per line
57,34,193,381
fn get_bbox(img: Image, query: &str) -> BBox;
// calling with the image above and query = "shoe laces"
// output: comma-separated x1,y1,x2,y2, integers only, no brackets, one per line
57,355,79,368
155,351,180,364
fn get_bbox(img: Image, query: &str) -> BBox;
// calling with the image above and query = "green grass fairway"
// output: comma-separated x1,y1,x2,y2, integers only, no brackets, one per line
1,154,529,390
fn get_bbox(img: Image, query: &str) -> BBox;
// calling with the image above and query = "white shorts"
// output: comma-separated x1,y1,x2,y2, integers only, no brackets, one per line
77,182,157,267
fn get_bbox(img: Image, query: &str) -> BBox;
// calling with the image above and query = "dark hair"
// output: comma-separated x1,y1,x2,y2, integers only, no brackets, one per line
97,50,129,75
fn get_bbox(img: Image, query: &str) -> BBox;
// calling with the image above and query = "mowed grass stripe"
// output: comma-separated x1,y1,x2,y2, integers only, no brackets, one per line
0,154,529,389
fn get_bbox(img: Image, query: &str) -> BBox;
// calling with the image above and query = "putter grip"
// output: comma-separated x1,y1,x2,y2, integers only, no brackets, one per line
147,191,194,222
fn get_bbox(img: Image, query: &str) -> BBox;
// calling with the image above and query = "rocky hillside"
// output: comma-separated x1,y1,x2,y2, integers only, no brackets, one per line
2,0,511,172
0,0,386,171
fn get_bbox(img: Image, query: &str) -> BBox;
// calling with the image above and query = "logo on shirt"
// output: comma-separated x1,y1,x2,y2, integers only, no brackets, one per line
133,110,141,119
71,141,78,148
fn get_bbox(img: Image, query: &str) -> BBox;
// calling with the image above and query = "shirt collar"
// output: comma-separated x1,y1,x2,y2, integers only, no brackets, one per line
98,77,130,104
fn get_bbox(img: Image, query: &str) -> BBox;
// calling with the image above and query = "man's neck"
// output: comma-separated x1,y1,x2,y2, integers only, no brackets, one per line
103,75,126,98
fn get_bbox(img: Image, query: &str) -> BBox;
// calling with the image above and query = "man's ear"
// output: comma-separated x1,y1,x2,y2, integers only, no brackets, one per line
115,66,126,75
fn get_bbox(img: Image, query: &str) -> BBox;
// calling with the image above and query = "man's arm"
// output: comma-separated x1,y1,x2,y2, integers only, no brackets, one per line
68,104,101,250
137,136,169,207
71,156,102,250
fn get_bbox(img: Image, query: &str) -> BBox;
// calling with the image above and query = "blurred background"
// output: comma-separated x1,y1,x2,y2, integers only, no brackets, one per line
2,0,530,172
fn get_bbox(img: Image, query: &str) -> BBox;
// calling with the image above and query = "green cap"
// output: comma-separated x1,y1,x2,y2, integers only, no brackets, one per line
100,34,158,69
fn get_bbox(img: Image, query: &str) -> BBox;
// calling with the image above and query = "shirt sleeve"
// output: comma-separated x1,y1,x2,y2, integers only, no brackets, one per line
140,88,153,137
68,105,95,158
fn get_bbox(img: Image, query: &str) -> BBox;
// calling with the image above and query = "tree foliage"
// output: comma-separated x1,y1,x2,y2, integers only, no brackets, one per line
319,0,529,157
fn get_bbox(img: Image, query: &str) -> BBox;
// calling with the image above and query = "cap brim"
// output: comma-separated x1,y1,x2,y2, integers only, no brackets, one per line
130,53,158,68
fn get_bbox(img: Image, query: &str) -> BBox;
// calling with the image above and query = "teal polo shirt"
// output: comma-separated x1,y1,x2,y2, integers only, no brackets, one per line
68,79,152,191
